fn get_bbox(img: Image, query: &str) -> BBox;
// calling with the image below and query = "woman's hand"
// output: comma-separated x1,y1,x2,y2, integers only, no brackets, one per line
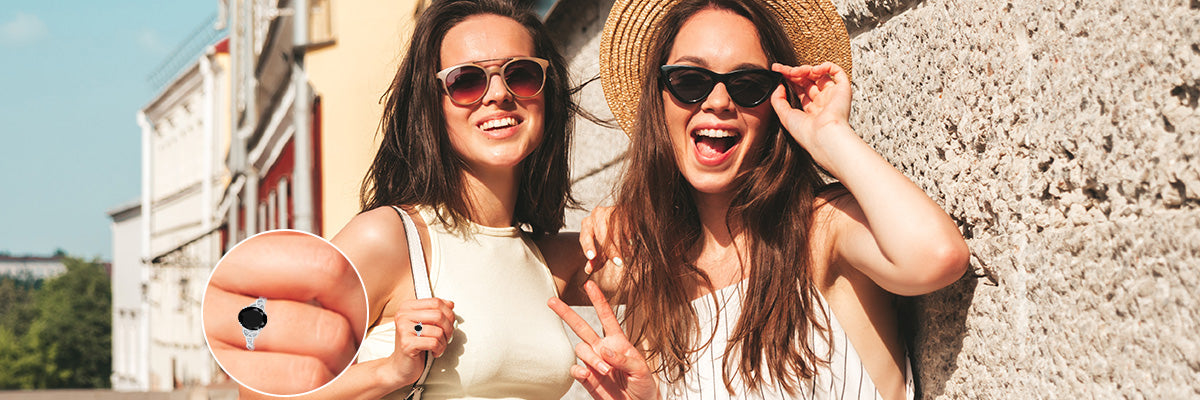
769,62,854,169
382,297,456,387
548,281,659,400
579,206,622,274
202,231,368,396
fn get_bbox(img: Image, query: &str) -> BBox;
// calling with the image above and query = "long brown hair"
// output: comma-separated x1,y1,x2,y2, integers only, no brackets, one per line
361,0,577,238
610,0,834,393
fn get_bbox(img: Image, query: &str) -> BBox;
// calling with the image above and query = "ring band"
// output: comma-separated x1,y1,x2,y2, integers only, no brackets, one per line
414,322,424,337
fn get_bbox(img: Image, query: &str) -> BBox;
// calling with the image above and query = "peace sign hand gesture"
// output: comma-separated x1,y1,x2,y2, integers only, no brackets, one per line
548,281,660,400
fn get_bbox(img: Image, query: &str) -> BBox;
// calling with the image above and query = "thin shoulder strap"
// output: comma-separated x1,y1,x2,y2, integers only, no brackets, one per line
392,206,432,299
389,206,434,400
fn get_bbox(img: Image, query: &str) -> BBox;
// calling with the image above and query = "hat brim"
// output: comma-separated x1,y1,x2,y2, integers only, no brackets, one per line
599,0,852,135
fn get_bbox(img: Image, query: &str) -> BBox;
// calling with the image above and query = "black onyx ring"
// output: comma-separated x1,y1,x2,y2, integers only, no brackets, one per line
238,297,268,350
414,322,424,337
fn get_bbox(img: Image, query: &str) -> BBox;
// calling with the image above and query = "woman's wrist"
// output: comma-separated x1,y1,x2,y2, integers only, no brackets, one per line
805,122,862,179
372,358,417,393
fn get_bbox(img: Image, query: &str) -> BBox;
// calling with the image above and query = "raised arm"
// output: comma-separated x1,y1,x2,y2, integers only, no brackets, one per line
770,62,969,296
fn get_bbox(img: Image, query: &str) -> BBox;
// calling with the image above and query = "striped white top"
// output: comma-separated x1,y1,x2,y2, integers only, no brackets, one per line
661,281,914,400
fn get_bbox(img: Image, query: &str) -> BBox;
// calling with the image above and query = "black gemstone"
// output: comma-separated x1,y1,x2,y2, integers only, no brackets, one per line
238,306,267,330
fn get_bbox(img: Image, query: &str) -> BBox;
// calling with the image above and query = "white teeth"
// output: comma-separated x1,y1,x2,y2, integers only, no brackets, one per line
479,117,517,130
695,129,737,138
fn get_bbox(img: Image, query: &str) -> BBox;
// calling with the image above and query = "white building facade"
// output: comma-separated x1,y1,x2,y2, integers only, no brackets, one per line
107,202,148,391
126,37,232,391
0,256,67,280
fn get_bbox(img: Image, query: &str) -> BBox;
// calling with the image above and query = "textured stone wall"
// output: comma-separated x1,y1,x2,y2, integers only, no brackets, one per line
547,0,1200,397
546,0,629,229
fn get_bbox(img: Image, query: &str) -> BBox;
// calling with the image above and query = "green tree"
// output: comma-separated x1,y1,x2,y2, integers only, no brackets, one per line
0,257,112,389
0,274,40,337
0,325,36,388
0,274,41,389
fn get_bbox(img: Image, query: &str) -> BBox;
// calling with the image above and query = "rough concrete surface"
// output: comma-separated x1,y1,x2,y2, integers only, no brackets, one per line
842,0,1200,397
548,0,1200,397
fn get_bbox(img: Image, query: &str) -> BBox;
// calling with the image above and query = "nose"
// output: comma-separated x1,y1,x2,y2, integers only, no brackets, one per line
481,73,512,105
700,82,733,113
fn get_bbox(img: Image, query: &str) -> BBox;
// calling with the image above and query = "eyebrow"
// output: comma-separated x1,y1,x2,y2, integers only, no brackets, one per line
440,56,530,70
668,55,767,70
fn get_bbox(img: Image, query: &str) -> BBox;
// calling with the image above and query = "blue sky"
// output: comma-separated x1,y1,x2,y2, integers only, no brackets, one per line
1,1,216,260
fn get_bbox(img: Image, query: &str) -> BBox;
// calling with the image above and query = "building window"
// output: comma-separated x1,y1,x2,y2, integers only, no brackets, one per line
178,277,189,312
308,0,335,45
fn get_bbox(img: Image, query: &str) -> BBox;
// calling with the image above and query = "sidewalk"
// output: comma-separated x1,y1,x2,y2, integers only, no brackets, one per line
0,383,239,400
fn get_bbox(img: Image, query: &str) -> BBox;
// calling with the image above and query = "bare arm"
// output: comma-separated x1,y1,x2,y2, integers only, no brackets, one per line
238,356,413,400
536,231,588,303
772,62,969,296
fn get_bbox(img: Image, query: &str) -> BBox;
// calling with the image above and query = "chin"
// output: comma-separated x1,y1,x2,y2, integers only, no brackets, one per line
480,148,535,169
684,174,739,195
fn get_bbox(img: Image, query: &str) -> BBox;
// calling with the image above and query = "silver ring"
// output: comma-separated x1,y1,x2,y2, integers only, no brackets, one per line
414,322,424,337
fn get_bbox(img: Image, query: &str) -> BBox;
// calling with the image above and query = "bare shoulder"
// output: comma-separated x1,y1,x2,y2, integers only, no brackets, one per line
332,207,412,265
331,207,413,325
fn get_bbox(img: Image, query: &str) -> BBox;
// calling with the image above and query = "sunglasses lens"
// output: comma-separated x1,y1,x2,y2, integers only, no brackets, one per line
444,65,488,104
504,59,546,98
727,71,779,107
665,68,715,103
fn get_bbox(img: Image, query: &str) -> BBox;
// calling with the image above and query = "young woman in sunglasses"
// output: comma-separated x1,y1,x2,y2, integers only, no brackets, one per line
257,0,588,398
550,0,969,398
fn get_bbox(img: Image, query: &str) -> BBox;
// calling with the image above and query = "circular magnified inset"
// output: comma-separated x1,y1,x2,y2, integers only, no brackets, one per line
202,230,369,396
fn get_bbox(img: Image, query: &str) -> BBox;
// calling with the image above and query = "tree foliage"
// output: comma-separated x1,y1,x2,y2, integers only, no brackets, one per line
0,274,39,337
0,256,112,389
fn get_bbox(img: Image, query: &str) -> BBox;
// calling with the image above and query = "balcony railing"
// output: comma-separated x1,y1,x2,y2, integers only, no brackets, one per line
147,13,229,93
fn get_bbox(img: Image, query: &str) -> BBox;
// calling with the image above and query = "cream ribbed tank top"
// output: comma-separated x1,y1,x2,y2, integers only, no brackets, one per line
662,281,914,400
358,208,576,399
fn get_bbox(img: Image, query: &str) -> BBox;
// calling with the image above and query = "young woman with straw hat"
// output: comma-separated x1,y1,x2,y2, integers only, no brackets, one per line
548,0,969,398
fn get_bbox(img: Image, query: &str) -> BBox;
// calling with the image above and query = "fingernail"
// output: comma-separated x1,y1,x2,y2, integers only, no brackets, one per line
598,362,612,375
586,250,596,260
613,257,624,267
584,264,593,274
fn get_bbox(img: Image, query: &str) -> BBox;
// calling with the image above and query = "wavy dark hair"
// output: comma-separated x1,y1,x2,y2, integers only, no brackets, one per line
361,0,577,237
610,0,837,393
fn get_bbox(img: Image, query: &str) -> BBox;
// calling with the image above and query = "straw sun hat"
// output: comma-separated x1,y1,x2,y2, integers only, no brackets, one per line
599,0,853,134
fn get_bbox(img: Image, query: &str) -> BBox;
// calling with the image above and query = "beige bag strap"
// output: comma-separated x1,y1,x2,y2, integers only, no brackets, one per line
390,206,434,400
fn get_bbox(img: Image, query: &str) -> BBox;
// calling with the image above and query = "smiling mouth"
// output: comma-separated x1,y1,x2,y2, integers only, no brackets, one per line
692,128,742,158
478,116,518,131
